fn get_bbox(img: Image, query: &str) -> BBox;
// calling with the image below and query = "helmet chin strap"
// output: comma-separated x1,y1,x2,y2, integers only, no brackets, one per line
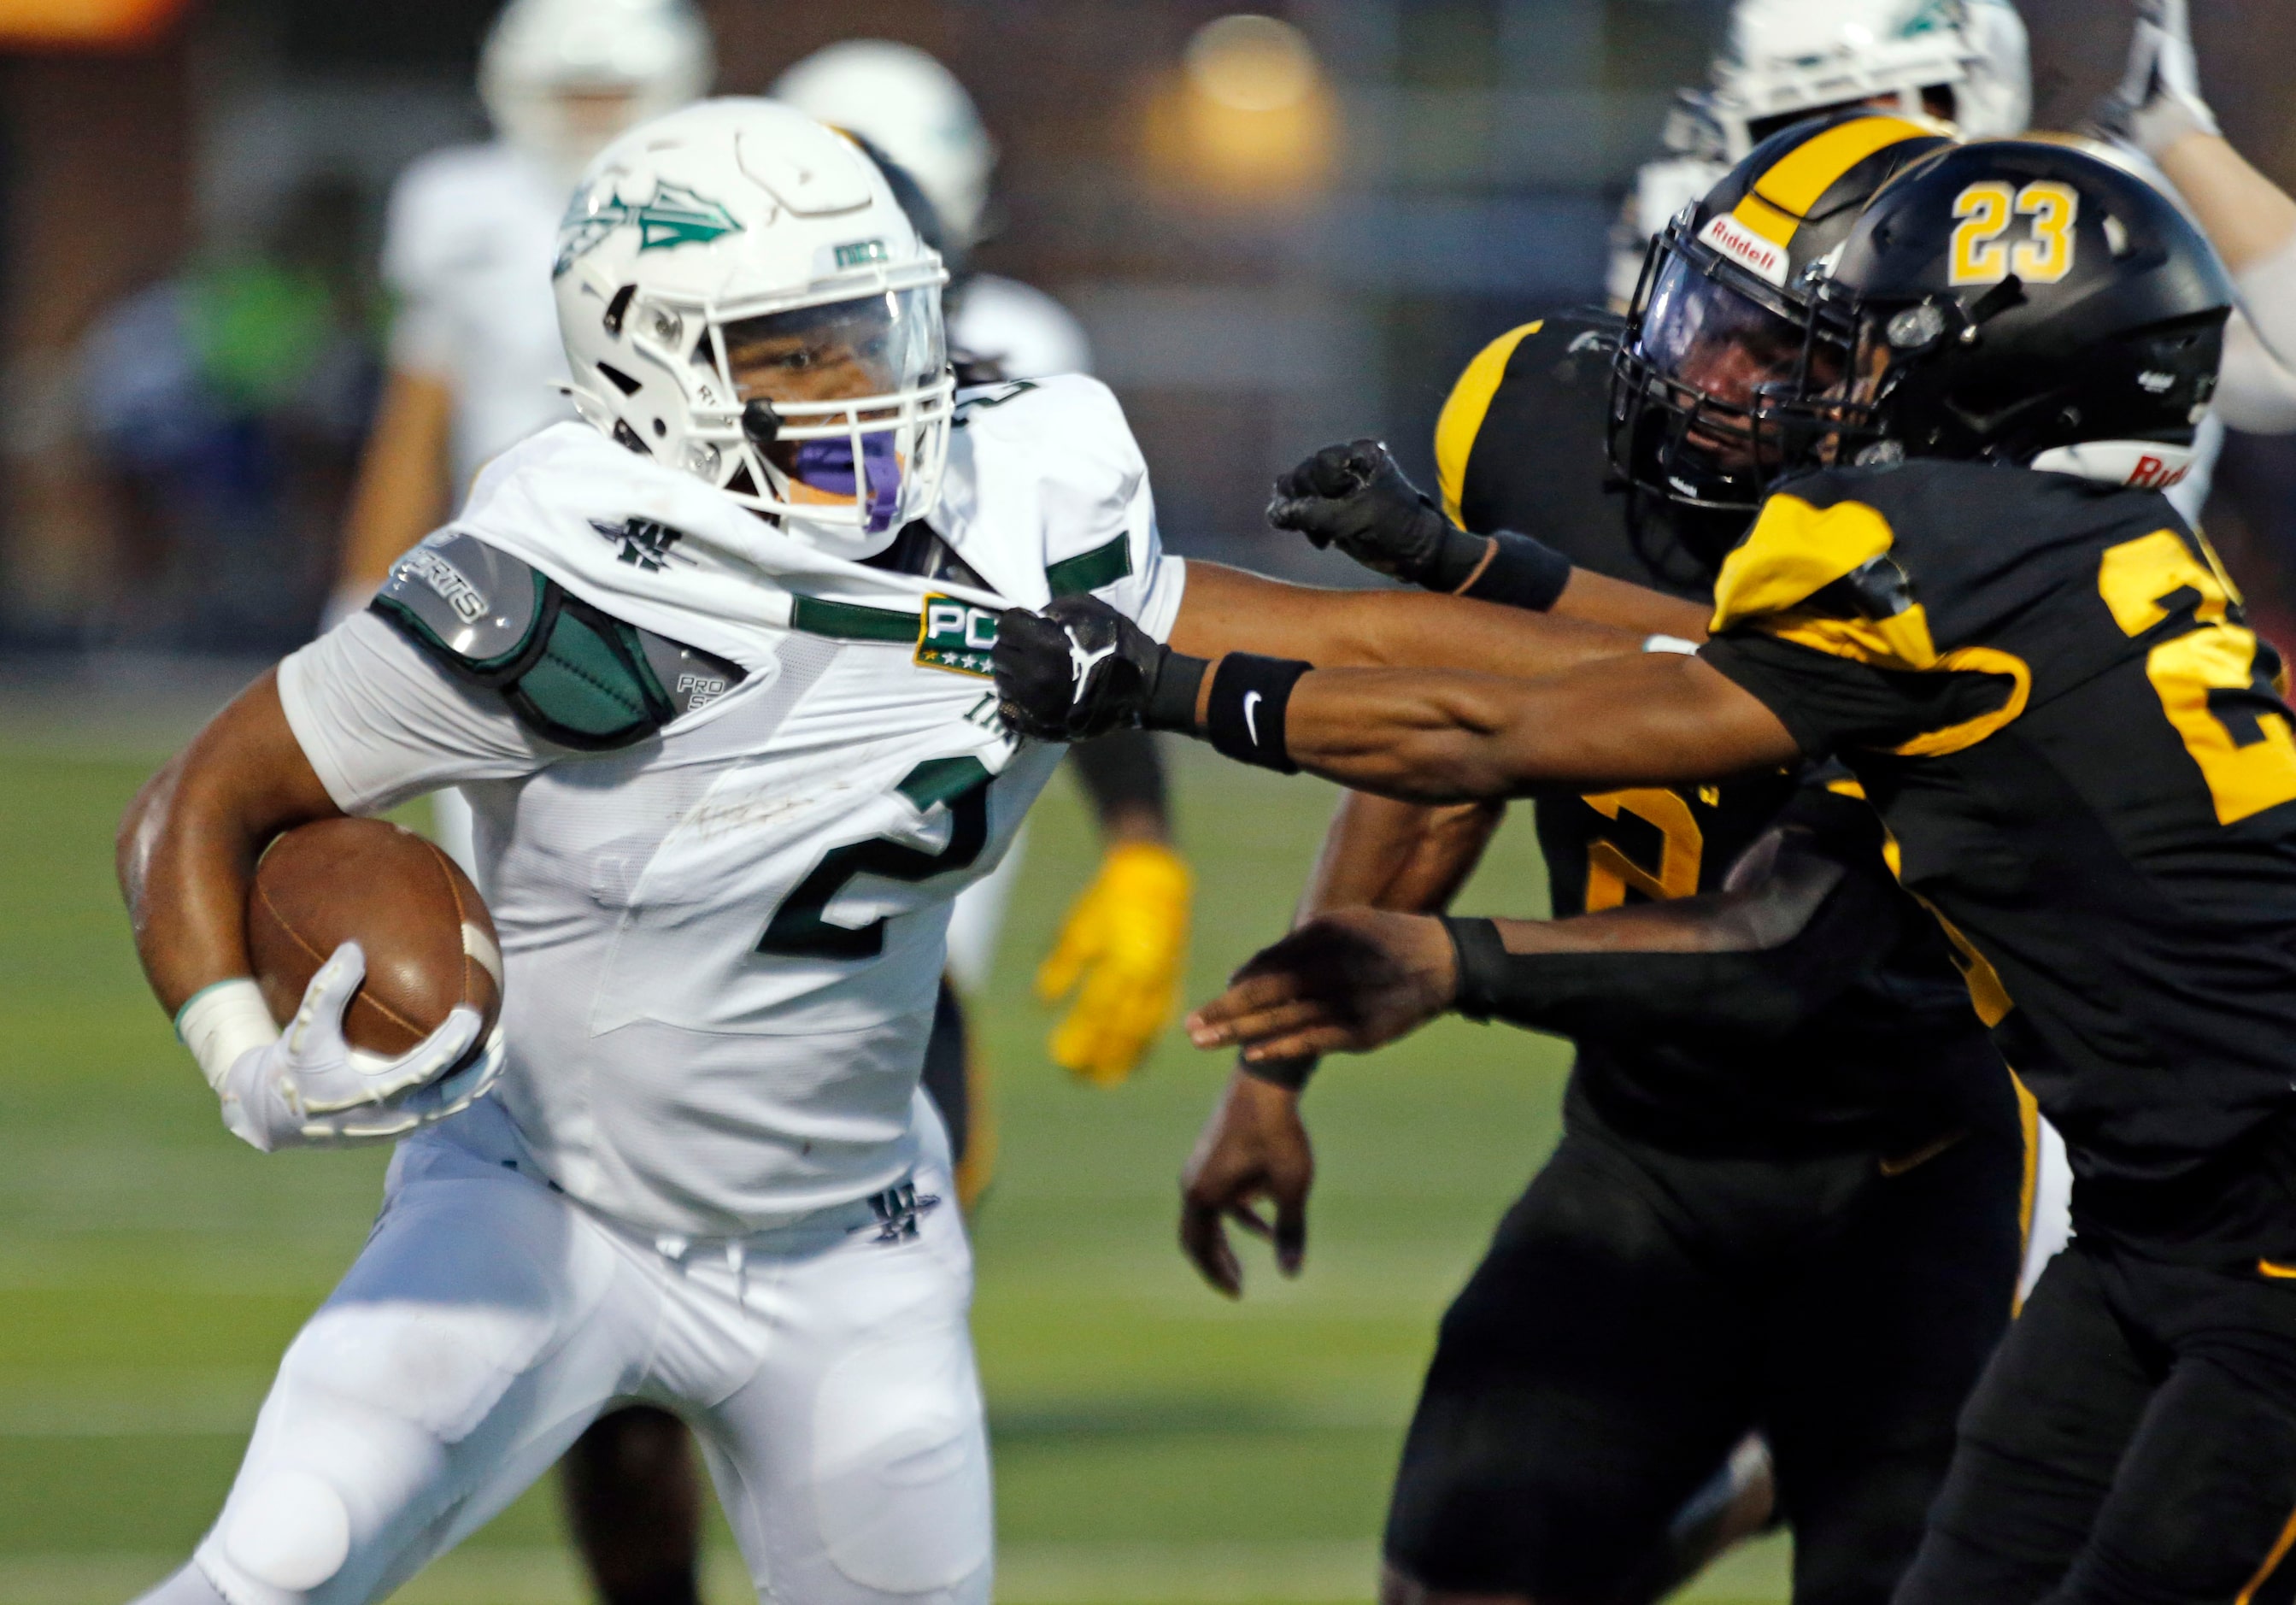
2029,440,2200,493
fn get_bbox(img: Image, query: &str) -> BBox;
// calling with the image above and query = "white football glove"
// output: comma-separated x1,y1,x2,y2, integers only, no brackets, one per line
2096,0,2221,156
176,942,503,1151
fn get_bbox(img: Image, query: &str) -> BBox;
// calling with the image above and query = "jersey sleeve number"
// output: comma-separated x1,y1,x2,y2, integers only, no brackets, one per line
1583,788,1704,909
1952,180,2078,287
757,757,993,960
2098,530,2296,826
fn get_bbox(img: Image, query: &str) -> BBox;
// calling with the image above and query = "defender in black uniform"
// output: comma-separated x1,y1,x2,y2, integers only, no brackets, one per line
1009,139,2296,1605
1265,121,2027,1605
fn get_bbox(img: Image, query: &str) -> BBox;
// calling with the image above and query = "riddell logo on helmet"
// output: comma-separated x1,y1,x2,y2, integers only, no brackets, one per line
2129,455,2191,491
1699,213,1789,287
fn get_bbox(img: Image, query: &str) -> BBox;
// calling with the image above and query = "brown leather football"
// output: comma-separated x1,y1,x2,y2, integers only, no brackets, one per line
247,818,502,1056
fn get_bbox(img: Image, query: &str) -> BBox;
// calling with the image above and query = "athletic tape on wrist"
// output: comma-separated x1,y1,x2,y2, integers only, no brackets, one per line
1441,916,1510,1024
1203,655,1311,773
175,978,281,1094
1462,531,1574,612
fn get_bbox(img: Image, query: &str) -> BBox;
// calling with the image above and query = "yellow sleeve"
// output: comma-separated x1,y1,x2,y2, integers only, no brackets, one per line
1432,321,1541,526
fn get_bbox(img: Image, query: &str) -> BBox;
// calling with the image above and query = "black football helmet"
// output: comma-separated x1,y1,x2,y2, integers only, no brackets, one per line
1788,139,2233,481
1609,109,1952,511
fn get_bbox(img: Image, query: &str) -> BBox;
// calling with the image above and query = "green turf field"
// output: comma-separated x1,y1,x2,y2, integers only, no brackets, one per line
0,703,1790,1604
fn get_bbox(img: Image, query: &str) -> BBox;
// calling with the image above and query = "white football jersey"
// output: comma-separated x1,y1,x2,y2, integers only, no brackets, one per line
383,142,579,490
279,375,1184,1238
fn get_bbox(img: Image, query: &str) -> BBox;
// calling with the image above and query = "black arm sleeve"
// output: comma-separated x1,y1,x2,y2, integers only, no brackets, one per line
1443,790,1920,1043
1069,727,1171,826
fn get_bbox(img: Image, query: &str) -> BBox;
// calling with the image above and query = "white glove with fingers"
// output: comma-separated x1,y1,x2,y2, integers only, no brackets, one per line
176,942,502,1151
2096,0,2221,156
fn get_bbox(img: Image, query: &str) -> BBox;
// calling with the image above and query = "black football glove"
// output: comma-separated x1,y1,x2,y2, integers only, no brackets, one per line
1265,438,1487,591
994,596,1189,742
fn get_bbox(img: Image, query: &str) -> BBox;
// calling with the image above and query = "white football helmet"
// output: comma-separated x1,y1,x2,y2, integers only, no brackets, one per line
1606,0,2031,304
480,0,714,183
771,41,997,251
554,99,954,556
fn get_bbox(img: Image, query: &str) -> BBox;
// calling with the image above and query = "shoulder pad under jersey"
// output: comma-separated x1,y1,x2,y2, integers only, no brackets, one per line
373,531,746,751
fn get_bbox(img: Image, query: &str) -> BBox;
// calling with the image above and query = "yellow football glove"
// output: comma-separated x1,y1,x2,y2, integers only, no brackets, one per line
1036,840,1194,1086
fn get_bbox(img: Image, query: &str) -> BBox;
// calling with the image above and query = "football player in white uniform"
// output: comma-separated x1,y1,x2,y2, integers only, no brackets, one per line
120,101,1179,1605
118,97,1587,1605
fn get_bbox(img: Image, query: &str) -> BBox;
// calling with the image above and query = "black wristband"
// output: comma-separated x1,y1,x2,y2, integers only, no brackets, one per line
1461,530,1575,612
1203,654,1311,773
1441,915,1510,1023
1424,522,1494,593
1237,1054,1319,1091
1144,651,1210,732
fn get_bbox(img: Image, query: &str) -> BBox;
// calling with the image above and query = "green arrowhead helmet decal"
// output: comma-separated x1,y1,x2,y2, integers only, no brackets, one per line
555,181,744,277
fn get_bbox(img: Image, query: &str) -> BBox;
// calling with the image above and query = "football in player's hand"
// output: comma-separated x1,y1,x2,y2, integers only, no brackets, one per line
247,818,502,1055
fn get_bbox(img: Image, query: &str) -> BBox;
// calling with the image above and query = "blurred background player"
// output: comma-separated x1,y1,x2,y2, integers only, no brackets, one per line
329,0,712,632
1606,0,2032,309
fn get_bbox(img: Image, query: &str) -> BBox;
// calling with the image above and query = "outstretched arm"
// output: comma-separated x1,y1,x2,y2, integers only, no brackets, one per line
1168,560,1700,678
1260,438,1712,638
1275,651,1800,803
1187,805,1913,1066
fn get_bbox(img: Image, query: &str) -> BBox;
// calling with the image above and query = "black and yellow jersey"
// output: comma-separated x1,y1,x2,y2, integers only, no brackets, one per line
1436,312,1743,599
1437,315,2005,1156
1702,458,2296,1220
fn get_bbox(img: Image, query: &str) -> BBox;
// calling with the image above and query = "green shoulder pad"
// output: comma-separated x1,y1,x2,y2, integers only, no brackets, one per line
373,531,746,752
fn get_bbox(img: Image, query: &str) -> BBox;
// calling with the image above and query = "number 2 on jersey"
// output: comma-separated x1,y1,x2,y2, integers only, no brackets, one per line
757,757,993,959
2098,530,2296,825
1583,789,1704,910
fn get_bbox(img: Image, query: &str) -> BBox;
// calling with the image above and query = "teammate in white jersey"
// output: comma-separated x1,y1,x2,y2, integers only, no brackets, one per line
332,0,713,625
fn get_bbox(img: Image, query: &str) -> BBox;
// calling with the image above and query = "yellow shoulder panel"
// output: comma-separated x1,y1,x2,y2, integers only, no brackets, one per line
1710,493,1900,633
1434,320,1542,526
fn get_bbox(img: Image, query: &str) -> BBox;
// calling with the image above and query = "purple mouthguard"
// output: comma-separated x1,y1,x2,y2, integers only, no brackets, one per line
792,432,901,534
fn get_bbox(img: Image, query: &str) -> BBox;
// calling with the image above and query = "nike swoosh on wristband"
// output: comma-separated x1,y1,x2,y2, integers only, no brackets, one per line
1243,691,1263,745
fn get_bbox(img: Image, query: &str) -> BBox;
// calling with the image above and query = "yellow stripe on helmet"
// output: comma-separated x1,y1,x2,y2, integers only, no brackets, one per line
1729,115,1938,250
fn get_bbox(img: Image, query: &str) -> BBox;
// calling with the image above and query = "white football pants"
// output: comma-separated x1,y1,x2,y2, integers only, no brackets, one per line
168,1096,990,1605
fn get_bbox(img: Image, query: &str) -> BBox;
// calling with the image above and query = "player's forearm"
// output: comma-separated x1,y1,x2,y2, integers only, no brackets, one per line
1277,655,1795,803
338,367,455,595
1548,567,1708,641
1171,561,1643,677
1296,791,1503,920
118,674,344,1014
2154,132,2296,276
1448,844,1880,1041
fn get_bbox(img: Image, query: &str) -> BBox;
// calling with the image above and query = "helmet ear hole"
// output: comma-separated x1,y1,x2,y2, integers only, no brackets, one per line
603,285,637,337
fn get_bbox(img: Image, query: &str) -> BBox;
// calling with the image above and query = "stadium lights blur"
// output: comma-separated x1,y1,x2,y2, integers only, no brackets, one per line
0,0,191,48
1147,13,1336,202
1187,15,1320,112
